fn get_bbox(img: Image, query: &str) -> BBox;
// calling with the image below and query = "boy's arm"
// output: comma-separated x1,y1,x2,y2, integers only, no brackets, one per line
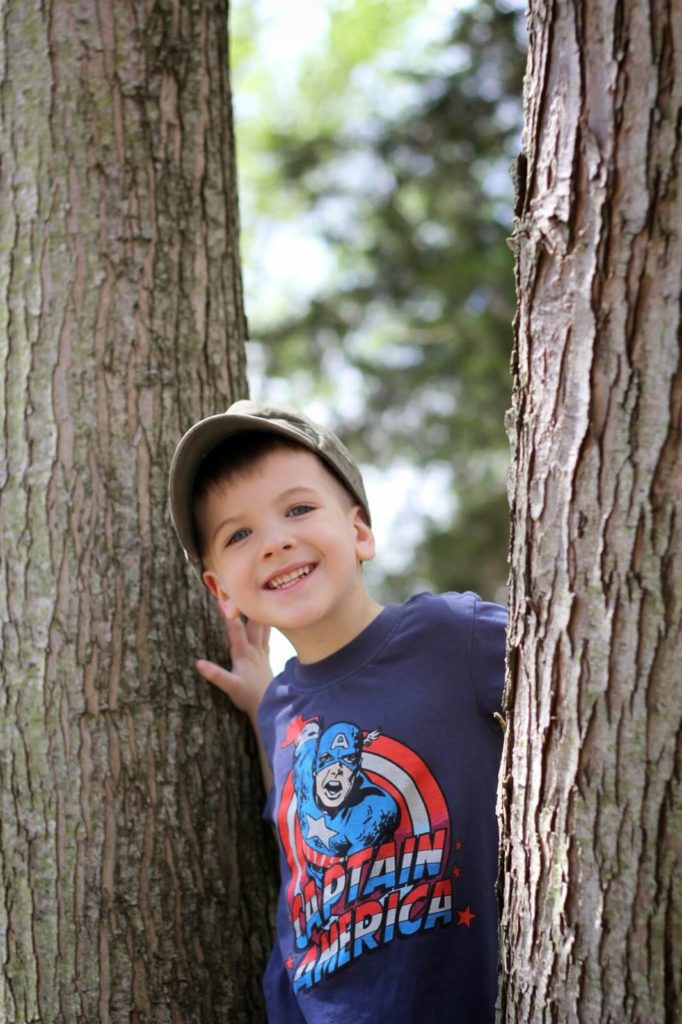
196,601,274,791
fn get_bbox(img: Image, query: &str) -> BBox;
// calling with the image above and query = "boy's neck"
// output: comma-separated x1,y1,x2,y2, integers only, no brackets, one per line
285,592,384,665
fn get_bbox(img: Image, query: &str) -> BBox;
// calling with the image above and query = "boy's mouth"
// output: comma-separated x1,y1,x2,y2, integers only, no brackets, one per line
264,563,316,591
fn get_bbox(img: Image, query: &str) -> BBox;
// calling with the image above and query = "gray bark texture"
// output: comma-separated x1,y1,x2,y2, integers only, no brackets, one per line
499,1,681,1022
0,1,277,1021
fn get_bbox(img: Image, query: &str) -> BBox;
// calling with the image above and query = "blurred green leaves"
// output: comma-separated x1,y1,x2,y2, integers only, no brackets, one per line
231,0,525,602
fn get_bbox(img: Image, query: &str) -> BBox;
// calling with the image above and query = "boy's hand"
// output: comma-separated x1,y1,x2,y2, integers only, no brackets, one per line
196,599,273,723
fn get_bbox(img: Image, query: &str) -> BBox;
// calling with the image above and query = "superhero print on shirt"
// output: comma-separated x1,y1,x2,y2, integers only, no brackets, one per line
277,715,472,993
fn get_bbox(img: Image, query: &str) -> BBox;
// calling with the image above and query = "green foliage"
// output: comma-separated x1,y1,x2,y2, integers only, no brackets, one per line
306,0,424,113
232,0,526,602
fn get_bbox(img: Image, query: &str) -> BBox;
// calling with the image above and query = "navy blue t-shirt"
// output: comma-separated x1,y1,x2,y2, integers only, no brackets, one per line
257,592,506,1024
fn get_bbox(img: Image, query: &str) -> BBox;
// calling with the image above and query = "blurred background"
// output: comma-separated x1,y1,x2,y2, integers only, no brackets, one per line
230,0,526,666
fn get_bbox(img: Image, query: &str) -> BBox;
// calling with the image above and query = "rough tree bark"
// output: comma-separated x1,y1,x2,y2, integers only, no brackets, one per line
0,1,276,1021
500,1,681,1022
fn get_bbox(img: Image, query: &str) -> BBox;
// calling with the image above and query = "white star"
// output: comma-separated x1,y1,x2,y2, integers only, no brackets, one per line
305,813,338,848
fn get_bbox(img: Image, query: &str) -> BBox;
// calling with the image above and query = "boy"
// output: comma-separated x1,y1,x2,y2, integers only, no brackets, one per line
169,399,506,1023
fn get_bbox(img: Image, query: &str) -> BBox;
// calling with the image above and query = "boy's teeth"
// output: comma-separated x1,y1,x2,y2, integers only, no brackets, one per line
267,566,312,590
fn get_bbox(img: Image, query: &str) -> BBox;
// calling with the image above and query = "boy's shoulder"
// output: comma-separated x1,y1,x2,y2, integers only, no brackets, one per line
403,588,478,621
267,589,505,693
397,589,507,645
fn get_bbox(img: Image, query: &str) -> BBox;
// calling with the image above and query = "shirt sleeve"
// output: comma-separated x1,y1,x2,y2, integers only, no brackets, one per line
470,596,507,716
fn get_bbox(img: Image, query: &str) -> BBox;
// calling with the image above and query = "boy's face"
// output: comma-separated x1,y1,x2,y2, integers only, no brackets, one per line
198,448,376,655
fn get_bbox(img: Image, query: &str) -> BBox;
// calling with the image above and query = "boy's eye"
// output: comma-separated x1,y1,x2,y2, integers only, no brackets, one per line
226,527,250,546
287,504,313,518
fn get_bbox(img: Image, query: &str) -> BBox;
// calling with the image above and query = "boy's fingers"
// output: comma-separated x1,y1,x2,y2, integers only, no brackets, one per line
245,618,271,649
196,659,239,696
225,614,249,658
215,598,271,656
218,598,240,622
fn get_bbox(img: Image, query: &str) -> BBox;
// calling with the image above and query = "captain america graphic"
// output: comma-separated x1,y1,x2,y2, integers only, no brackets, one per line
291,719,399,885
278,714,463,992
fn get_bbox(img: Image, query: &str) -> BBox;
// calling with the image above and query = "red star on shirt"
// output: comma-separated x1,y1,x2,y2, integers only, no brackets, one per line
454,839,463,850
285,956,295,970
452,865,462,879
281,715,305,747
457,905,477,928
281,715,318,747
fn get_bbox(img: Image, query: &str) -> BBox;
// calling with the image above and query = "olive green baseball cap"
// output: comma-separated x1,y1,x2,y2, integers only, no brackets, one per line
169,399,371,568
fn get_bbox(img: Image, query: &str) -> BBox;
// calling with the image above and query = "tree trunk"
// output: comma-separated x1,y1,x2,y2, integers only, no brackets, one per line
499,2,681,1021
0,1,276,1021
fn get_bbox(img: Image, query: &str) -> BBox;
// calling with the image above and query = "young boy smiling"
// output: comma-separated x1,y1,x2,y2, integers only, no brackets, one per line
197,441,382,664
169,400,506,1024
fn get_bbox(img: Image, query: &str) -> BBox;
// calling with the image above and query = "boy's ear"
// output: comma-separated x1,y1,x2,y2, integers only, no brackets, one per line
202,569,230,602
352,507,376,563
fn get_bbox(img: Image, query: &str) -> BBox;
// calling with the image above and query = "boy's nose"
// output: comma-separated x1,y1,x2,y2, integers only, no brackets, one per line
260,533,294,559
